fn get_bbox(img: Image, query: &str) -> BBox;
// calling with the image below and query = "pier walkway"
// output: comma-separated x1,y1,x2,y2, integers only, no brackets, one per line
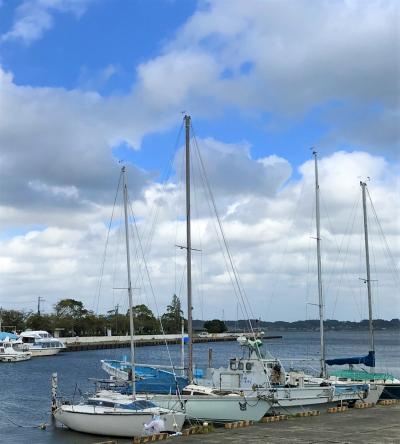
180,404,400,444
62,332,256,351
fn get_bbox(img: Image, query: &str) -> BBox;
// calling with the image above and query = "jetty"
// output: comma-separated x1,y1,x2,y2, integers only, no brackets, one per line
61,333,278,351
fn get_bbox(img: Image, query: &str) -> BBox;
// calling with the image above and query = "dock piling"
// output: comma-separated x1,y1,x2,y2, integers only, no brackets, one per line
51,372,58,413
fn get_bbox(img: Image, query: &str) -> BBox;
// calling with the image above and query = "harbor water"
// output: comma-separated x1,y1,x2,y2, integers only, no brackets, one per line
0,330,398,444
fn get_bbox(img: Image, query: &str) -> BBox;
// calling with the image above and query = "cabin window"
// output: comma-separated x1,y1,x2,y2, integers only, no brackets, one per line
230,359,237,370
238,362,244,371
246,363,252,371
267,363,273,368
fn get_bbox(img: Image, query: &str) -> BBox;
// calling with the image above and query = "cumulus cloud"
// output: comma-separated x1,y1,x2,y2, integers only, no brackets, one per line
1,0,93,44
135,0,399,153
0,146,398,321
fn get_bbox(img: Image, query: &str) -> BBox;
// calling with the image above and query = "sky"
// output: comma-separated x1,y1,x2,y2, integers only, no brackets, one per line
0,0,399,322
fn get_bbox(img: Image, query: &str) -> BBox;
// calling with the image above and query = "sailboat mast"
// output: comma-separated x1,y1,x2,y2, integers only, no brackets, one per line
184,114,193,383
122,166,136,397
360,181,375,368
313,151,326,378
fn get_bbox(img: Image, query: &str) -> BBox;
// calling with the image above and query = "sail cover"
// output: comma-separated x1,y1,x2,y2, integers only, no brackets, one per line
326,350,375,367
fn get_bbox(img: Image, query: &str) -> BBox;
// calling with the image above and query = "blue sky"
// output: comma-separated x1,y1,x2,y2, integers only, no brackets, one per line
0,0,398,319
2,0,394,175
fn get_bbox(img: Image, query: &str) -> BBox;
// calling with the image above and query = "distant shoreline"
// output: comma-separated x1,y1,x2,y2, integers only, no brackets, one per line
194,318,400,333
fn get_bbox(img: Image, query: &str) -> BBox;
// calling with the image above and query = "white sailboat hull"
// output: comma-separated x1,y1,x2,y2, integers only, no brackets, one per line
150,395,271,422
267,386,334,414
54,406,185,437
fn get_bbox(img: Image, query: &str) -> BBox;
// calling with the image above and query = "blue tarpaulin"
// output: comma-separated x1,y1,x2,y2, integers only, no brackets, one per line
326,350,375,367
0,332,18,341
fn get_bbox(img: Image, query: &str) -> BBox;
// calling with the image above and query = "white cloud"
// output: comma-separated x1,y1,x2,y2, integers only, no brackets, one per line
136,0,399,152
1,0,92,44
0,147,398,321
0,1,398,321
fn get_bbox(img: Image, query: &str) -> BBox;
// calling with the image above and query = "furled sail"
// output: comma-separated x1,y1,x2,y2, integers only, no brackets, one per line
326,350,375,367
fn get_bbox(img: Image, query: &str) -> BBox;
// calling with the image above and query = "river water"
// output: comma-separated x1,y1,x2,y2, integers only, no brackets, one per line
0,330,398,444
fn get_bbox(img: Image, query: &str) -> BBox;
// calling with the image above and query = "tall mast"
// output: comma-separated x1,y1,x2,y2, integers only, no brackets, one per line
184,114,193,382
313,150,326,378
360,181,375,369
122,166,136,397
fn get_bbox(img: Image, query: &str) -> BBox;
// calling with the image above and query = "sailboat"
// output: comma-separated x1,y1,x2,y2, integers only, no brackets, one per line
325,180,400,399
143,115,272,422
301,152,382,403
191,151,373,412
53,167,186,438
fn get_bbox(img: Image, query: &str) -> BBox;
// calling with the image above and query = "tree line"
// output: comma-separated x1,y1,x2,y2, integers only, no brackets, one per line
0,294,193,337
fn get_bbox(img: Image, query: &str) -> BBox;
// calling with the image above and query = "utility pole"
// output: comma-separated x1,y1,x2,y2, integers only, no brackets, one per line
37,296,45,316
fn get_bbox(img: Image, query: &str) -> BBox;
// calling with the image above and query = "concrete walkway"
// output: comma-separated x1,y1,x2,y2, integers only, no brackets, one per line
179,404,400,443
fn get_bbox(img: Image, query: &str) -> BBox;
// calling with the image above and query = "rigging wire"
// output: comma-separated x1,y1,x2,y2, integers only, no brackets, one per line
127,198,180,373
367,188,400,287
191,124,256,336
93,171,122,313
327,193,363,319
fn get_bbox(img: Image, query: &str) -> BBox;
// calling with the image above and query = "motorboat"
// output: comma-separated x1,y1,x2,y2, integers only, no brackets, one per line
199,336,369,414
19,330,65,356
0,333,31,362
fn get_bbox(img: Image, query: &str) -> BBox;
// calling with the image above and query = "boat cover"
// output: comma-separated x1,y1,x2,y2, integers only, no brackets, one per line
326,350,375,367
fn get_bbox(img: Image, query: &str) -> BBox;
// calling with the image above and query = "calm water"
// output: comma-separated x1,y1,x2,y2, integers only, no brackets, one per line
0,330,398,444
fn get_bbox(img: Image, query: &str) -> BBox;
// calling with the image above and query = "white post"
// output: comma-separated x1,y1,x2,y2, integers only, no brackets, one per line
51,372,58,413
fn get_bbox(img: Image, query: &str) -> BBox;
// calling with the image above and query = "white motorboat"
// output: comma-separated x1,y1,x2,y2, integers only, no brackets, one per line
19,330,65,356
0,335,31,362
54,392,185,437
200,336,369,414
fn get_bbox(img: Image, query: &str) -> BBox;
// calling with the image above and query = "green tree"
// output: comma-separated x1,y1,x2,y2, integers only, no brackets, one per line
54,299,89,336
0,309,26,332
55,299,87,318
25,313,54,332
161,295,186,334
129,304,159,334
204,319,227,334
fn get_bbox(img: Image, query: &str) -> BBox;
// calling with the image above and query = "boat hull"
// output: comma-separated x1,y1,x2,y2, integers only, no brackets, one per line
30,348,61,357
266,386,334,414
54,406,185,437
0,352,31,362
101,360,189,394
381,383,400,400
150,395,271,422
